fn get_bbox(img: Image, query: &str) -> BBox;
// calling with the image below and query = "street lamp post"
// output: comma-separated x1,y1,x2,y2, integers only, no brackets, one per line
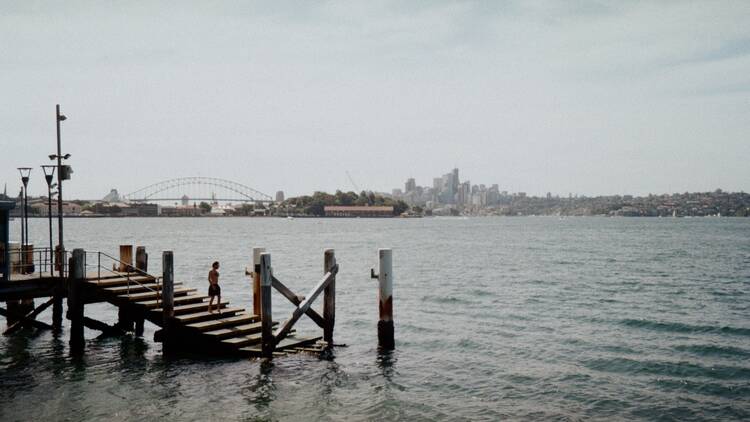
52,105,68,277
41,165,57,273
17,167,31,273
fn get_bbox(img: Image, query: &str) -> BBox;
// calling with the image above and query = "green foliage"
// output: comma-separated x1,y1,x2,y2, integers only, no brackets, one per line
199,201,212,213
278,190,410,216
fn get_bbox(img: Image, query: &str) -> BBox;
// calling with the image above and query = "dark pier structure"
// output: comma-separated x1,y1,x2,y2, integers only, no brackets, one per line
1,202,337,358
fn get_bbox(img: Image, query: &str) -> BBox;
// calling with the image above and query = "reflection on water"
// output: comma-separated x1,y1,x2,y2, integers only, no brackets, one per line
0,217,749,420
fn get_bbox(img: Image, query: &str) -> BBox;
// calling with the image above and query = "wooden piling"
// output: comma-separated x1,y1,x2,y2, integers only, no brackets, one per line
117,307,134,332
377,248,394,350
52,288,63,330
323,249,336,346
133,246,147,336
252,247,265,316
67,248,86,351
161,251,174,338
119,245,133,272
135,246,148,273
259,252,274,358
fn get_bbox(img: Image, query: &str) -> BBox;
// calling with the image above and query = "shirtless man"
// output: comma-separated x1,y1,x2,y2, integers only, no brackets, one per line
207,261,221,313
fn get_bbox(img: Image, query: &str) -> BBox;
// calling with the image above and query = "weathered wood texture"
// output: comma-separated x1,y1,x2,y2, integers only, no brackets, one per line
3,297,54,335
162,251,174,321
119,245,133,272
323,249,336,345
259,253,274,358
252,247,265,316
272,276,325,328
135,246,148,273
68,248,86,351
274,264,337,345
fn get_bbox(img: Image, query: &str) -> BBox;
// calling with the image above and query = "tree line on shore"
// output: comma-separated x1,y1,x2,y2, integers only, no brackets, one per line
278,190,409,216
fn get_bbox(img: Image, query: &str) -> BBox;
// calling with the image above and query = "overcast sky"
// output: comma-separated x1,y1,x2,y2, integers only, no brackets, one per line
1,1,749,199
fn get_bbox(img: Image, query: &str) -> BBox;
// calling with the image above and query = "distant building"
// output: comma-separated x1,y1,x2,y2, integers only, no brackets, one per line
102,189,120,203
275,191,285,202
161,206,201,217
181,195,189,206
324,206,394,218
405,178,416,193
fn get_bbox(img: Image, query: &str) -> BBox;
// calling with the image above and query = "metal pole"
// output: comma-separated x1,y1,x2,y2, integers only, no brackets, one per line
20,185,25,271
47,184,53,272
56,104,64,278
24,185,29,266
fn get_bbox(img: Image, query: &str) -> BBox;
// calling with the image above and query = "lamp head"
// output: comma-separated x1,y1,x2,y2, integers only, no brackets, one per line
58,114,67,121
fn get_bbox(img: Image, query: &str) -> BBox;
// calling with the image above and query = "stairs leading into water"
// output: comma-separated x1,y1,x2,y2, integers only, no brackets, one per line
86,273,323,357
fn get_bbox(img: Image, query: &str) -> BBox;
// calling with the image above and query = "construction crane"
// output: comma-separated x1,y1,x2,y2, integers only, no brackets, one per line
345,170,361,193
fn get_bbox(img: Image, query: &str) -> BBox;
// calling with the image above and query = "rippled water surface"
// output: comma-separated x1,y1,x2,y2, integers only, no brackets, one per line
2,217,749,421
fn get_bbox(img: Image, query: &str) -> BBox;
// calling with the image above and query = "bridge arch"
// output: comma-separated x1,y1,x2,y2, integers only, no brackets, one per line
122,177,275,203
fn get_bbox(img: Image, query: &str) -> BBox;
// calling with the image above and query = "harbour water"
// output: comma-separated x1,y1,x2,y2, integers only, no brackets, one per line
1,217,749,421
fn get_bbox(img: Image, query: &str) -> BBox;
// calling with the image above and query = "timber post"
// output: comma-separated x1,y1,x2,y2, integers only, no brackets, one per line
67,248,86,352
375,248,394,350
252,247,265,316
161,251,174,350
259,252,274,358
135,246,148,273
323,249,336,346
119,245,133,272
133,246,148,336
52,286,63,331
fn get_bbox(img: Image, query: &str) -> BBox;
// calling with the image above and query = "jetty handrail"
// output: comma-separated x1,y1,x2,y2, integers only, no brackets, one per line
7,246,67,278
85,251,162,305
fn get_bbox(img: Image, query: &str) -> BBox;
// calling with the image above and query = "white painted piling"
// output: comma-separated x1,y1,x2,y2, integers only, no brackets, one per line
377,248,394,350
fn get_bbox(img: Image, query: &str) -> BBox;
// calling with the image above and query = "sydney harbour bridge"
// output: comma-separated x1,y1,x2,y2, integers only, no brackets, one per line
119,177,276,204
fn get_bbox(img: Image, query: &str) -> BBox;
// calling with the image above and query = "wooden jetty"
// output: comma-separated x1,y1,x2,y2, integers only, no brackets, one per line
1,243,338,359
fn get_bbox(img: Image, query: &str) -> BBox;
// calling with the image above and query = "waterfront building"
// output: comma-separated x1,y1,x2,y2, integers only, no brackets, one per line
275,191,285,202
323,205,394,218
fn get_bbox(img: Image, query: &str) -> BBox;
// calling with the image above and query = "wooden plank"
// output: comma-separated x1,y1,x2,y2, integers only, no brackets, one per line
119,287,195,301
241,335,321,353
3,297,54,335
186,313,258,331
204,321,277,339
152,300,228,315
221,332,262,347
174,306,244,324
272,276,326,329
82,316,125,336
89,275,154,287
0,306,54,331
102,282,180,294
136,294,207,309
274,269,335,345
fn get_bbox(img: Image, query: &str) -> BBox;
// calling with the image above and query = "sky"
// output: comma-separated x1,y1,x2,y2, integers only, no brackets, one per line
1,1,749,200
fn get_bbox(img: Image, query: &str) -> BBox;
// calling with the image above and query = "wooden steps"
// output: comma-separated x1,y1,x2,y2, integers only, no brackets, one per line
138,294,208,309
119,287,196,302
90,275,155,288
81,269,328,359
221,333,263,347
152,300,229,315
174,307,245,324
103,282,181,295
186,313,258,331
205,321,273,340
240,335,321,355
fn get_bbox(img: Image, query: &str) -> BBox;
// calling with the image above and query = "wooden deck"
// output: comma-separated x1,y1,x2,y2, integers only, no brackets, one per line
83,272,323,357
